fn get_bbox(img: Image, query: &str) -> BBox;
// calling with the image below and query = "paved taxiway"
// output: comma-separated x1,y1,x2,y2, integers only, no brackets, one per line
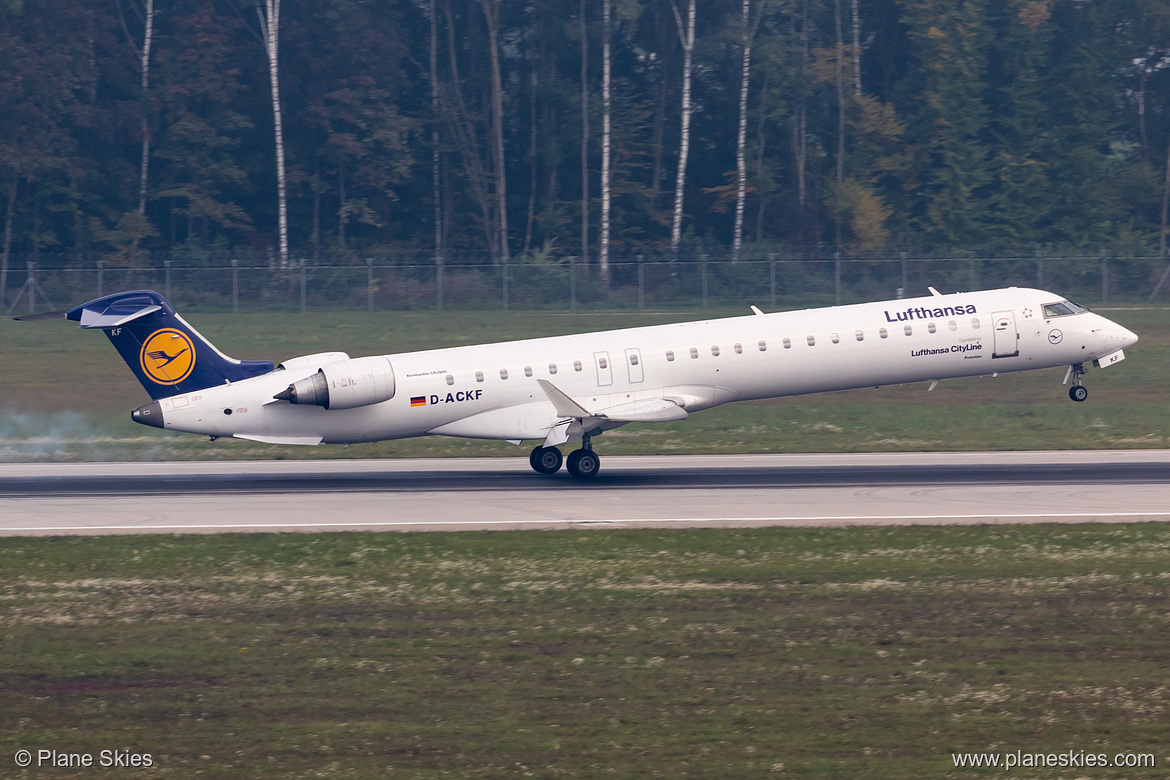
2,451,1170,536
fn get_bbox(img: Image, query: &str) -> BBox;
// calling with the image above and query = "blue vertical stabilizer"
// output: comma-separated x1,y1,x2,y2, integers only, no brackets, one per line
66,290,274,400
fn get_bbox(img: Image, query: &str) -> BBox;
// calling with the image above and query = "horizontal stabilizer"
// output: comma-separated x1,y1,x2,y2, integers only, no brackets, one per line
12,309,69,322
78,302,162,329
597,397,688,422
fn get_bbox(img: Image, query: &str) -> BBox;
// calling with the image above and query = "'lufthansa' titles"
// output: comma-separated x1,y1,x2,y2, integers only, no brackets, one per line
884,304,977,322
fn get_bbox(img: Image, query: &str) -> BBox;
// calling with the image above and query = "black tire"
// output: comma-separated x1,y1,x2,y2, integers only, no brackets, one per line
1069,385,1088,403
566,449,600,479
529,445,563,475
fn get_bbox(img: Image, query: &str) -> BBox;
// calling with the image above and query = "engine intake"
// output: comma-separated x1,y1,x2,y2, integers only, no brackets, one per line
273,356,395,410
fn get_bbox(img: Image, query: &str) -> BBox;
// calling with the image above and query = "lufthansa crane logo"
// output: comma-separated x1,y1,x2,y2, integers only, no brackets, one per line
140,328,195,385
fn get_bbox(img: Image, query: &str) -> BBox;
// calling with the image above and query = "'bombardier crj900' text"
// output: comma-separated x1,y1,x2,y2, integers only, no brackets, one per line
42,287,1136,478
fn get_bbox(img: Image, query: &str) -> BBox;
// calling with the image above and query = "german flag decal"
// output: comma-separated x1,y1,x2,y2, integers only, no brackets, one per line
410,396,427,407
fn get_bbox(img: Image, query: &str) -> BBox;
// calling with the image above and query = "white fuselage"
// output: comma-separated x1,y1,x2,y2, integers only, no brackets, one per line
151,288,1137,445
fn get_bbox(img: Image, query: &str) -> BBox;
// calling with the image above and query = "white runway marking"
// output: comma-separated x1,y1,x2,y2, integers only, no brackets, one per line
5,511,1170,534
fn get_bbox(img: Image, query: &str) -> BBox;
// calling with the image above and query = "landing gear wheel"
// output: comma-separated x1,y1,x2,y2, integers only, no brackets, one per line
566,449,601,479
1069,385,1088,403
529,446,563,475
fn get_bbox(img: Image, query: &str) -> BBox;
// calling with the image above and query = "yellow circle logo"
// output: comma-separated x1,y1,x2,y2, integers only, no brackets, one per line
140,329,196,385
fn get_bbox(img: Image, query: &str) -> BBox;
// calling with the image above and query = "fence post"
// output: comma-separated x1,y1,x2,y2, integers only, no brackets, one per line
300,257,307,314
27,262,35,316
701,253,708,309
968,251,977,291
637,254,645,311
769,253,776,309
436,257,444,313
367,257,374,313
96,259,103,298
502,260,509,311
569,256,576,312
834,251,842,305
164,258,172,301
231,258,239,314
1035,249,1043,289
1101,250,1109,304
900,252,908,298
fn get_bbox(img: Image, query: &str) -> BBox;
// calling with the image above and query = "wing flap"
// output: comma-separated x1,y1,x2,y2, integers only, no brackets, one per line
598,397,688,422
234,433,323,446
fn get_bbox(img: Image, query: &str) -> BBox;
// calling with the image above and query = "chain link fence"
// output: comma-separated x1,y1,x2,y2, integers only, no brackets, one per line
5,249,1170,316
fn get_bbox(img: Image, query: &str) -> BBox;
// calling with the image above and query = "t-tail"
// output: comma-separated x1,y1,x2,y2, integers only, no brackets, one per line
65,290,274,401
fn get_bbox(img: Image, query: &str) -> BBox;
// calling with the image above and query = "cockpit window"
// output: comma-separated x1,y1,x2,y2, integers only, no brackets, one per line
1042,300,1084,318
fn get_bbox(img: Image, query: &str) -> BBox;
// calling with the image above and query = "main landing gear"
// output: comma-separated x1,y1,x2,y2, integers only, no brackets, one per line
528,435,601,479
1068,363,1088,403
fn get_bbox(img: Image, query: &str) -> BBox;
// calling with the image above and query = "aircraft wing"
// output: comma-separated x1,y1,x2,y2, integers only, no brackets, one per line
536,380,687,447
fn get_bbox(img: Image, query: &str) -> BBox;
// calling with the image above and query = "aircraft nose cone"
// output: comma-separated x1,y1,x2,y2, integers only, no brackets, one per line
131,400,164,429
1119,326,1139,349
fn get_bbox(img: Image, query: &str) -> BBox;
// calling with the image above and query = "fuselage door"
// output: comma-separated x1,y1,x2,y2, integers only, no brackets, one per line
594,351,613,387
625,348,644,384
992,310,1019,358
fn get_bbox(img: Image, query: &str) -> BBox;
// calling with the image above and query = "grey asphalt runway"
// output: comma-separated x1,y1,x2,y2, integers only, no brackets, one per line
3,451,1170,536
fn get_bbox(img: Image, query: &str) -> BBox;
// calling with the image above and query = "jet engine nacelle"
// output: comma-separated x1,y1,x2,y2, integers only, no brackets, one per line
274,356,395,410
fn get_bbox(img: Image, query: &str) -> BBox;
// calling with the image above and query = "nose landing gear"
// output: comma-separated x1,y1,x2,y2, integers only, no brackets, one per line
1067,362,1088,402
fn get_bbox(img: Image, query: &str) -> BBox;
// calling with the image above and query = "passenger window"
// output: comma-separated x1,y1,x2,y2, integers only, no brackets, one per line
574,360,583,372
971,318,981,329
630,354,639,366
831,333,840,344
806,335,816,346
666,350,675,362
598,357,607,369
783,338,791,349
855,330,864,342
476,371,484,383
903,324,913,336
711,345,720,357
948,321,957,332
690,348,699,359
549,363,557,374
734,343,743,354
446,375,455,386
500,368,509,379
758,340,767,351
879,328,888,339
928,322,936,334
524,366,533,377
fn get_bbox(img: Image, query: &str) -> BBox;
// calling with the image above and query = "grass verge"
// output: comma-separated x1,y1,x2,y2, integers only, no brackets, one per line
2,525,1169,778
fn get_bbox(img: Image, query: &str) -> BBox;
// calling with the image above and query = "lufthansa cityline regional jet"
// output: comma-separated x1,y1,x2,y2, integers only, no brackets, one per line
53,287,1136,478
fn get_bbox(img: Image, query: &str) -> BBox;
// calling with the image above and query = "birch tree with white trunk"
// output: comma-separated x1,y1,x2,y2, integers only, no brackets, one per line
137,0,154,217
733,0,766,258
670,0,695,259
851,0,861,96
256,0,289,269
482,0,508,261
580,0,589,267
599,0,611,281
429,0,443,264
